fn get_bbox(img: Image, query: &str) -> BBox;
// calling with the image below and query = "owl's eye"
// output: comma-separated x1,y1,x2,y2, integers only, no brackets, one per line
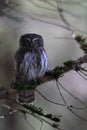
20,38,31,48
24,38,31,46
25,38,31,43
33,38,39,43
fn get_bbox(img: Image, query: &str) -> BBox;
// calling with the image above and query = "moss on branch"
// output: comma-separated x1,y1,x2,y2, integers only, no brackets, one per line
75,35,87,54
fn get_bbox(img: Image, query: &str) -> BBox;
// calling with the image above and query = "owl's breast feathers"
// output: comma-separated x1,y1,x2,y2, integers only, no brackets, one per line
15,48,48,82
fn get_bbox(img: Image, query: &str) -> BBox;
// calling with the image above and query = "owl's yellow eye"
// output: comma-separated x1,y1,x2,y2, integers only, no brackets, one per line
25,38,31,43
33,38,39,43
24,38,31,47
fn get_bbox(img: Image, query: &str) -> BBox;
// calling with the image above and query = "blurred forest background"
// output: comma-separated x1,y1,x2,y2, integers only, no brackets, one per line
0,0,87,130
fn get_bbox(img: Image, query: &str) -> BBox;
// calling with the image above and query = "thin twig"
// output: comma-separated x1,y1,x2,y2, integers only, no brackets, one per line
69,105,85,110
80,70,87,76
19,108,60,130
56,80,67,105
55,0,73,32
56,81,87,121
44,0,56,8
58,80,87,107
67,107,87,121
56,80,86,110
8,98,61,130
40,120,43,130
77,71,87,80
35,89,65,106
24,117,37,130
80,67,87,73
7,4,71,31
28,0,56,12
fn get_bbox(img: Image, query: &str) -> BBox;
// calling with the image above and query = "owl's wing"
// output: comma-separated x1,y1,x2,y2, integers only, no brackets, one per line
15,48,25,80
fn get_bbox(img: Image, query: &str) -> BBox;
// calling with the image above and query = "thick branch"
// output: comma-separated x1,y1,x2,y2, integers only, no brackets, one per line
0,54,87,99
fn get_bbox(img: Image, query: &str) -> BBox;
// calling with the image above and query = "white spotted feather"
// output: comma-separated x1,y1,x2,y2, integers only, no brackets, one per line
20,50,48,81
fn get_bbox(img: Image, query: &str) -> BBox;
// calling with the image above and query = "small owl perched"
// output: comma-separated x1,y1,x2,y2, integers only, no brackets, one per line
15,34,48,104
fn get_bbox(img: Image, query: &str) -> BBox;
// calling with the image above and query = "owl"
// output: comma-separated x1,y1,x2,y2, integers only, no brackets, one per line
15,33,48,104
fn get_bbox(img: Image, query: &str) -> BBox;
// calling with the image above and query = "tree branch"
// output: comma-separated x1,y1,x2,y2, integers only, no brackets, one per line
0,54,87,99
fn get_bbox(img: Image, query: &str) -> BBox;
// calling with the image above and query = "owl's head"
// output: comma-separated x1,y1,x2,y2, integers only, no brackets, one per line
19,33,44,49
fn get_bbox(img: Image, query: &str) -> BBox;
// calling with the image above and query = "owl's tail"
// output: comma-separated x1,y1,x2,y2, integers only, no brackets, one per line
17,89,35,105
